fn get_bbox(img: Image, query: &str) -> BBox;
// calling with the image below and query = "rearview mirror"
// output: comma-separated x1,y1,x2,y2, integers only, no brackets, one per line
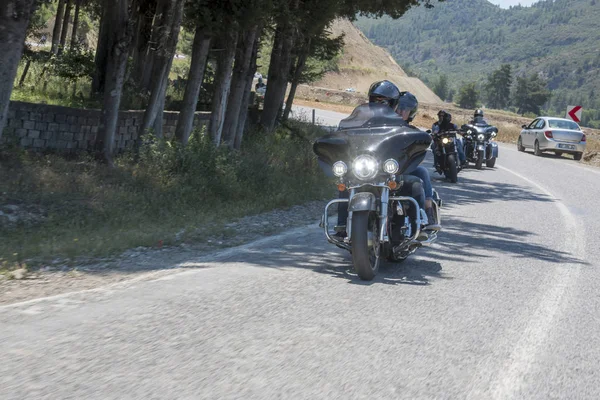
426,129,432,134
521,125,527,129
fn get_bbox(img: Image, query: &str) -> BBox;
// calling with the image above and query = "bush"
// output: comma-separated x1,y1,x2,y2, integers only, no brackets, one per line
0,123,332,264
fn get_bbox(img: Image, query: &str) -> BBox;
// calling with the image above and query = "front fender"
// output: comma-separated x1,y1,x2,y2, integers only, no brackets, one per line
348,192,377,213
488,142,499,158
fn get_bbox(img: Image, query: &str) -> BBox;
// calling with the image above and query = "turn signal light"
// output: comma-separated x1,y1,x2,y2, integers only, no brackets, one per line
337,183,346,192
388,181,398,190
544,131,553,139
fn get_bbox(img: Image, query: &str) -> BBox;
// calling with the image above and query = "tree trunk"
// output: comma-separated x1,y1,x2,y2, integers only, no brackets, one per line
152,87,166,138
0,0,38,141
92,5,110,94
97,0,134,165
58,0,73,55
234,34,260,150
260,20,295,132
70,0,82,50
140,0,184,136
19,59,32,87
132,0,156,88
174,27,212,145
209,28,239,145
283,38,310,121
221,24,259,148
140,0,167,92
51,0,65,54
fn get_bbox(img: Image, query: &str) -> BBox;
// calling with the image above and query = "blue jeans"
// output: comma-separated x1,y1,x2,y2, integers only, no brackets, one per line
456,137,466,163
407,165,432,200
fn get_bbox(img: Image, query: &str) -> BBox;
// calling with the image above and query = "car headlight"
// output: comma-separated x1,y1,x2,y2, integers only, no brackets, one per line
332,161,347,177
352,155,378,180
477,134,485,141
383,159,399,174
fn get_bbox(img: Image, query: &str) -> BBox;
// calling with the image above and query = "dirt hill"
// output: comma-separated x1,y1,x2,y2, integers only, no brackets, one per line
307,19,442,104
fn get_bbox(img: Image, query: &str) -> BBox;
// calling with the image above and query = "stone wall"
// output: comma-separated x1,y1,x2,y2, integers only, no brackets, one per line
0,101,211,152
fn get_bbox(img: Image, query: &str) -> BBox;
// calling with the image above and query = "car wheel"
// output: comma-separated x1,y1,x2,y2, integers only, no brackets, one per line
555,151,563,157
534,140,542,157
517,136,525,152
574,152,583,161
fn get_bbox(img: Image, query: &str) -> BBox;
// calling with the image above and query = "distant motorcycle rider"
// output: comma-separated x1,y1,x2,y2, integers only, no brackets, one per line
470,109,488,125
432,110,466,165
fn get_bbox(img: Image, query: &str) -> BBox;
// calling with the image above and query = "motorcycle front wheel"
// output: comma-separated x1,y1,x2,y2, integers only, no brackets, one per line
351,211,380,281
445,154,458,183
476,150,484,169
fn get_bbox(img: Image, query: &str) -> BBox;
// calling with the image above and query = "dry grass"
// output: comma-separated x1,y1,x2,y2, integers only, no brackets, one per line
0,123,332,268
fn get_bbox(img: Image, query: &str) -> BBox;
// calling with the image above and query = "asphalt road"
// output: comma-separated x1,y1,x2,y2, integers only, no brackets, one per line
2,107,600,399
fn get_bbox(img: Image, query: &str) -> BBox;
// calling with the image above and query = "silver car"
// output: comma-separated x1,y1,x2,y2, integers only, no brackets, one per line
517,117,586,160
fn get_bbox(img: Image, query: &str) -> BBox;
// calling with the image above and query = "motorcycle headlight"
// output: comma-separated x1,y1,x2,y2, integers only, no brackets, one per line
468,130,473,135
442,137,453,144
352,155,378,180
383,159,399,174
491,132,497,138
332,161,347,177
477,134,485,141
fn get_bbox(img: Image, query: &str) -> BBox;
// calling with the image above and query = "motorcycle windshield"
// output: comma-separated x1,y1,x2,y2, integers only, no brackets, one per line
338,103,407,131
313,103,432,176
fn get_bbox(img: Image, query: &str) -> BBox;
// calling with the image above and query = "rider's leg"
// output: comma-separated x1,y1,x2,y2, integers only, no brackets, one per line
397,175,428,241
456,137,466,164
408,166,441,231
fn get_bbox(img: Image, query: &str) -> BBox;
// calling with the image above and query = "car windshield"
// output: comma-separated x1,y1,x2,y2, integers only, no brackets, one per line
548,119,580,130
338,103,407,131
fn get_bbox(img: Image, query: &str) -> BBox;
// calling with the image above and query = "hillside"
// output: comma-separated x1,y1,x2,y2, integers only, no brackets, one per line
308,19,442,104
354,0,600,122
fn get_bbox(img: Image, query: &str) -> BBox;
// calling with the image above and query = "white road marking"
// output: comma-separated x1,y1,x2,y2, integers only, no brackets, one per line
468,165,587,399
0,224,318,311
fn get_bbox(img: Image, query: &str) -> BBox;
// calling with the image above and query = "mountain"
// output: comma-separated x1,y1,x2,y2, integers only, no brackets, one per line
354,0,600,125
308,19,442,104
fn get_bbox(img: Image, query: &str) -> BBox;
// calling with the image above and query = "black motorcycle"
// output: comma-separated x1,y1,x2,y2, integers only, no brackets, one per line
430,129,461,183
461,123,499,169
313,103,442,281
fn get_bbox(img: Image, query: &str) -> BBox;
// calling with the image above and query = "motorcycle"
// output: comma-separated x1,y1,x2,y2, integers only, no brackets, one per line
461,123,499,169
313,103,442,281
430,129,461,183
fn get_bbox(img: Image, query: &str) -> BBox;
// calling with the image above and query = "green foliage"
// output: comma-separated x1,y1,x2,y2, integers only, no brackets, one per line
485,64,512,109
513,73,551,115
299,31,345,84
355,0,600,123
0,123,331,264
457,82,479,109
432,74,448,101
50,44,96,82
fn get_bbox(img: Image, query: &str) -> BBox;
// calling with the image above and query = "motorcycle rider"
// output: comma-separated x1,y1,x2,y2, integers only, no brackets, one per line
432,110,466,166
470,109,488,125
335,82,440,236
395,91,441,231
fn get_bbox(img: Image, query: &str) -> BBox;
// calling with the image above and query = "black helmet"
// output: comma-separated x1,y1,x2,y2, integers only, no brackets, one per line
437,109,447,117
368,80,400,110
474,109,484,117
442,112,452,124
397,91,419,122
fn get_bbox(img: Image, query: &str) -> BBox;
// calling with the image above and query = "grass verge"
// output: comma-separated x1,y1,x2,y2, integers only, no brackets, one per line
0,122,332,270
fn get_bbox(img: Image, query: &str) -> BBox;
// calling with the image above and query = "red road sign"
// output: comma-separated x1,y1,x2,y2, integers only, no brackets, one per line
566,105,583,123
